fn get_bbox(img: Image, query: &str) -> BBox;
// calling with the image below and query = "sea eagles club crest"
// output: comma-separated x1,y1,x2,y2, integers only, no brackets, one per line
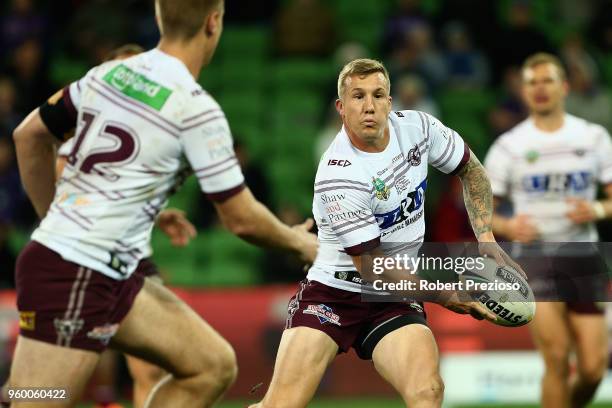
372,177,390,201
407,144,421,166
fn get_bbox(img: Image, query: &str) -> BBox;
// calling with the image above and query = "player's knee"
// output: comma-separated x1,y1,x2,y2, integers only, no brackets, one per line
541,345,570,376
176,338,237,393
577,356,607,385
178,343,237,399
221,347,239,387
405,374,444,404
208,342,238,390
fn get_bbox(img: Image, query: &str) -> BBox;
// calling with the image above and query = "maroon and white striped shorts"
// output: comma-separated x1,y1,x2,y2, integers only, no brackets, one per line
286,279,427,360
15,241,145,352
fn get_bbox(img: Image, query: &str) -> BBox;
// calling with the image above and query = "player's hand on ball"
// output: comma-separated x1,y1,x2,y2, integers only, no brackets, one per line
292,218,318,265
440,291,497,322
566,197,598,224
156,208,197,247
477,241,527,280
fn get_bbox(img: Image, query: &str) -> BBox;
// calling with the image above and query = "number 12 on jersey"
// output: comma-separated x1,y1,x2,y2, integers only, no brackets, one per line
66,109,140,182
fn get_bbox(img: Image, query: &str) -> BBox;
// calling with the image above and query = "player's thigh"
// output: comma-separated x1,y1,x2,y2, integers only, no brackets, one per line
371,324,441,393
568,310,607,377
530,302,571,360
9,336,99,408
262,327,338,407
110,278,235,378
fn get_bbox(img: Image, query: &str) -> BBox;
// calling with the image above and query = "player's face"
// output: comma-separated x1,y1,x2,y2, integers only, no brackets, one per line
337,72,392,145
522,63,567,116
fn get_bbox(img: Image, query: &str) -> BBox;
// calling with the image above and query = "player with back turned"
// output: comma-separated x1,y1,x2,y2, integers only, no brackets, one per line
250,58,521,408
485,52,612,408
50,44,188,408
7,1,317,407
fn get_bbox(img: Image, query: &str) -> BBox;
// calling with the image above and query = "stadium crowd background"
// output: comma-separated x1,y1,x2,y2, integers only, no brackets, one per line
2,0,612,289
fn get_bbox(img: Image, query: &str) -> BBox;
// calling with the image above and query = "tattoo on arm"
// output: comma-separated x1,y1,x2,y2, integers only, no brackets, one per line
457,151,493,237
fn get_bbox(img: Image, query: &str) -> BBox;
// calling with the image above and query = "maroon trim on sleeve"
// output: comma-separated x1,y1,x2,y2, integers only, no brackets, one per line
344,236,381,256
62,86,78,121
449,143,471,176
206,183,246,202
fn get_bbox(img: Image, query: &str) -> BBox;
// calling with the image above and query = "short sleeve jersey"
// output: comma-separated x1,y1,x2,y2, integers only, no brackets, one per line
307,110,469,292
33,49,245,279
484,114,612,241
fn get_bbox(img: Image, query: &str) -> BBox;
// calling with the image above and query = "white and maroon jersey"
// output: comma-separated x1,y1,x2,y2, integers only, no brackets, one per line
307,110,469,292
33,49,244,280
57,138,154,260
484,114,612,242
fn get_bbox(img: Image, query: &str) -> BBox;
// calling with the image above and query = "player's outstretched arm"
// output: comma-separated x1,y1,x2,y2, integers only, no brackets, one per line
13,108,62,219
455,150,494,242
213,187,318,263
456,150,526,276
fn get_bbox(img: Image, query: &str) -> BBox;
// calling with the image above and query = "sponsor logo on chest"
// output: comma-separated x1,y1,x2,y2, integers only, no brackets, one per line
522,171,592,194
375,178,427,230
320,193,345,204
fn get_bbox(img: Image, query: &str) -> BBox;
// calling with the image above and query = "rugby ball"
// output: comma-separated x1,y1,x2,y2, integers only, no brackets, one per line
460,257,535,327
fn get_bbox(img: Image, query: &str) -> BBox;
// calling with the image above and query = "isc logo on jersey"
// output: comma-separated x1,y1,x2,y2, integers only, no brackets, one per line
375,178,427,229
327,159,351,167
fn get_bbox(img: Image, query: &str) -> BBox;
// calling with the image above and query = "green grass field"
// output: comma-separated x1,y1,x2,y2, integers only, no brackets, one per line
76,399,612,407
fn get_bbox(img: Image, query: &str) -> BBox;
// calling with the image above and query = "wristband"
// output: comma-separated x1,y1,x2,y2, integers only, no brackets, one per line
592,201,606,220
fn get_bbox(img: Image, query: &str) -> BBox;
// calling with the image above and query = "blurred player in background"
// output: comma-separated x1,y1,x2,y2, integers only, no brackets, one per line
51,44,187,408
8,0,318,407
485,52,612,408
251,58,519,408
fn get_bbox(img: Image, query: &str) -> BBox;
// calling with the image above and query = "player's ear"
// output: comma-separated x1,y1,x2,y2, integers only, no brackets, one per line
520,83,528,104
205,9,222,37
335,98,344,116
562,79,569,97
154,3,164,35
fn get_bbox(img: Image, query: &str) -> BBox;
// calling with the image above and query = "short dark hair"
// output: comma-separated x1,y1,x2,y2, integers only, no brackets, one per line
155,0,223,41
522,52,567,81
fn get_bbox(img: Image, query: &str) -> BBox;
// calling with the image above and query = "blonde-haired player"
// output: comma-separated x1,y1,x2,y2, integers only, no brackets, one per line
250,58,518,408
